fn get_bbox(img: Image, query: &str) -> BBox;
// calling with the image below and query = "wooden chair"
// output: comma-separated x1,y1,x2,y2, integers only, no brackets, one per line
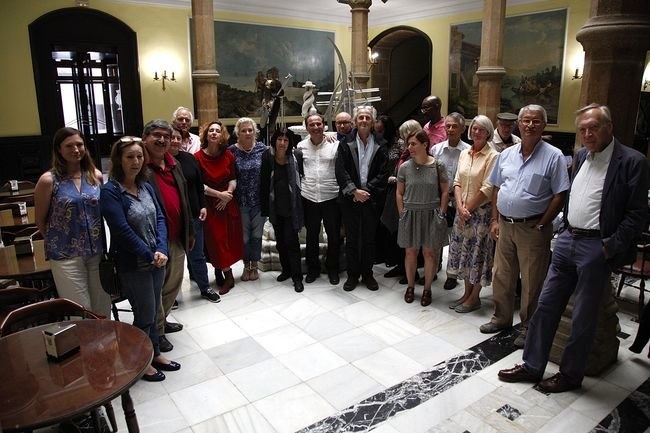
0,298,118,432
615,231,650,321
0,285,47,324
0,180,35,193
0,193,35,206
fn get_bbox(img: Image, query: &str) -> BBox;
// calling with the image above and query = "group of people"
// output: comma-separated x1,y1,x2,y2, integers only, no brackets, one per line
33,100,650,390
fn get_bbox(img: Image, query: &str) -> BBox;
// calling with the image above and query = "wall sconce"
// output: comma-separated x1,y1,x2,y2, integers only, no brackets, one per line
153,70,175,91
572,68,582,80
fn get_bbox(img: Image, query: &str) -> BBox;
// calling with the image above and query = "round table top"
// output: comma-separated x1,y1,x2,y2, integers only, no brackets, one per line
0,319,152,432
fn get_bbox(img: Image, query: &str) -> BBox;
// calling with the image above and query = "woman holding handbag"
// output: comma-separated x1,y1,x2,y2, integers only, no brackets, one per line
100,136,180,382
396,130,449,306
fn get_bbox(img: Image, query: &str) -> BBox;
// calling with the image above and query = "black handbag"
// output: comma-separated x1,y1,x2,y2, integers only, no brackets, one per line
99,229,122,297
99,252,121,297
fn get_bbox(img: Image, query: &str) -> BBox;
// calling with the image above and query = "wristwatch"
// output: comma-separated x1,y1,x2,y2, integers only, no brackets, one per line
535,224,544,231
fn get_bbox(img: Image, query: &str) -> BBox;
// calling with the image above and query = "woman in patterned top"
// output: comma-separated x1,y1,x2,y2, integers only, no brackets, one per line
34,127,110,318
229,117,267,281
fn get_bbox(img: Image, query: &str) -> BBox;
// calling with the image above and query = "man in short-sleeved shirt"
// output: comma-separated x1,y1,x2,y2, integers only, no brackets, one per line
480,105,570,349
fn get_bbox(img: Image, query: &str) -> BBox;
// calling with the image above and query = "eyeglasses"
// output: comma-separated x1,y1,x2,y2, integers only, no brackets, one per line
149,132,171,141
520,119,544,127
119,136,143,144
420,106,433,114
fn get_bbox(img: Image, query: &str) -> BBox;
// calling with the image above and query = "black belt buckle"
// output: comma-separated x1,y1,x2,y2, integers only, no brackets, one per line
568,226,600,238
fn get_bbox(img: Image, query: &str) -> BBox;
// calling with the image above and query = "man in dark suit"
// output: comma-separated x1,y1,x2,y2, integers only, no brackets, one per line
336,106,390,291
498,103,649,393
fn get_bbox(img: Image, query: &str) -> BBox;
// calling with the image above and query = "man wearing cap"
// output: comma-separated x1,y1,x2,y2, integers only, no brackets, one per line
421,96,447,148
491,112,521,153
480,105,569,349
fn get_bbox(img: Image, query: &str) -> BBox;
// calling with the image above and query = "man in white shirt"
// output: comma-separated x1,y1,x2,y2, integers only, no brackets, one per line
172,106,201,153
498,103,648,393
295,113,342,285
429,112,471,290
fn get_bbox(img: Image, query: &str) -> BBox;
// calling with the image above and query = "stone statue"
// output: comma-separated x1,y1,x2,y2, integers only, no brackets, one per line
301,80,317,118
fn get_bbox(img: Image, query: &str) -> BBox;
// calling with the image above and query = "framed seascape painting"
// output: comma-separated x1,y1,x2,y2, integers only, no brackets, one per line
196,20,335,121
448,9,567,124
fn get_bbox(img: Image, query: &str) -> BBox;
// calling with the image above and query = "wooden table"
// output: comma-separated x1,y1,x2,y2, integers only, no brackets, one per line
0,207,36,229
0,241,50,280
0,319,153,432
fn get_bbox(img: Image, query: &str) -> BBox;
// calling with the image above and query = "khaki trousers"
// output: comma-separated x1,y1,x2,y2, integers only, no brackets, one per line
157,239,185,334
490,218,553,330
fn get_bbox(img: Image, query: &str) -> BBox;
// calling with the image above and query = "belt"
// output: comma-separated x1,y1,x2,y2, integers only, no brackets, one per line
567,225,600,238
501,213,544,224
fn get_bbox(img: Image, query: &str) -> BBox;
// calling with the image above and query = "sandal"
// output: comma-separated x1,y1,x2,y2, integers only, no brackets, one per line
421,289,432,306
404,286,415,303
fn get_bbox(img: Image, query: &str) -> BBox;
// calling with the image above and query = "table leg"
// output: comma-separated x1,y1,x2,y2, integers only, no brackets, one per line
121,390,140,433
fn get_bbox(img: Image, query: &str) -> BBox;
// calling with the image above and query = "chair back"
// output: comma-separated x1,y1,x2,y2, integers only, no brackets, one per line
0,298,102,337
0,194,35,206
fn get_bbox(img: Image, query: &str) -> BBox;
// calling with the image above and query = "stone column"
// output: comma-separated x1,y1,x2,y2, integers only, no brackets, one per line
576,1,650,146
191,0,219,125
476,0,507,122
348,0,372,89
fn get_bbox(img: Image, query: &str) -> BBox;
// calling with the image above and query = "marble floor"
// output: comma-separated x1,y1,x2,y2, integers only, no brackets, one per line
103,256,650,433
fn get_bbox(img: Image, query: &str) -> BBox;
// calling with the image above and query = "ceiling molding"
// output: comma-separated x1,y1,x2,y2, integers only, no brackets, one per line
104,0,544,27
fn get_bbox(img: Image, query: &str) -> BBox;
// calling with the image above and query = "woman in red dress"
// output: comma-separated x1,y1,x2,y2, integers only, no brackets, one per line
194,121,243,295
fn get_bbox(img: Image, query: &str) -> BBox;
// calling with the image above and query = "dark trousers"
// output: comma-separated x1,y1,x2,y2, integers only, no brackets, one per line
302,197,341,275
120,266,165,357
523,231,610,384
273,215,302,281
187,218,210,291
341,199,379,279
631,300,650,351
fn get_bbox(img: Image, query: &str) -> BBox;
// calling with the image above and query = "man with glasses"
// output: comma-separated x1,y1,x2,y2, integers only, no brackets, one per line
172,106,200,153
480,105,569,349
491,112,521,152
143,119,194,352
498,103,648,392
421,96,447,148
335,112,353,141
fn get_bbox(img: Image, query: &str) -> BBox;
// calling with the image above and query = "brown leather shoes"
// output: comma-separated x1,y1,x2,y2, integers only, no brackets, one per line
537,373,581,393
404,286,415,303
497,364,541,383
420,288,432,306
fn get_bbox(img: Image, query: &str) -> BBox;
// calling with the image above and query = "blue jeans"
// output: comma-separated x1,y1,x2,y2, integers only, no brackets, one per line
240,205,266,261
187,218,210,291
120,266,165,357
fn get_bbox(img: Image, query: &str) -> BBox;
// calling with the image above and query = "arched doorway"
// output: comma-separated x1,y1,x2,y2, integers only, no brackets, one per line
369,27,432,126
29,7,143,162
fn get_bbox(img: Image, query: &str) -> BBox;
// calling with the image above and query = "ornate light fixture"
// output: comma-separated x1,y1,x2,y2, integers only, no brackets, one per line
153,70,175,91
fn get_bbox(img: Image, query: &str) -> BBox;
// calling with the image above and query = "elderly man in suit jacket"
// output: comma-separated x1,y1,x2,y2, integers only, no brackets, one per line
498,103,649,393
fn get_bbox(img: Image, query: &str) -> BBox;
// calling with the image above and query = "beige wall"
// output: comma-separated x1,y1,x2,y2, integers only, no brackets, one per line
0,0,348,136
370,0,590,133
0,0,619,137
